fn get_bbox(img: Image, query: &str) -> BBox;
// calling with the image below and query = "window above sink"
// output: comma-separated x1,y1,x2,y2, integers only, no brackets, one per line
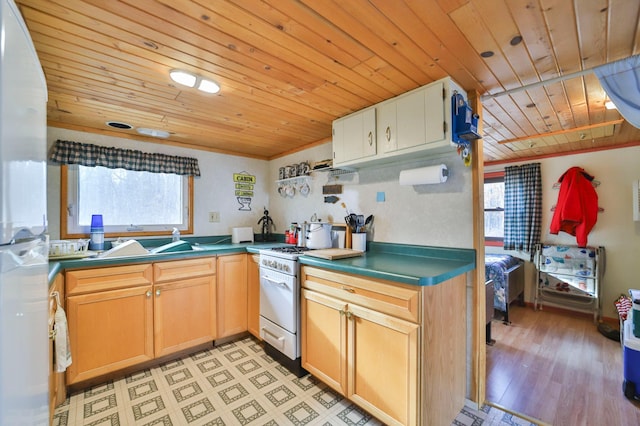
61,164,193,239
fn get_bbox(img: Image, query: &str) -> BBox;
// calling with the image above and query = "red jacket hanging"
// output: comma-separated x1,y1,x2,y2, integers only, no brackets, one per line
549,167,598,247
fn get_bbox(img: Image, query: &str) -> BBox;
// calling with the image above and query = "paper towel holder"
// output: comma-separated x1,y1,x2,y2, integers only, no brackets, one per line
399,164,449,185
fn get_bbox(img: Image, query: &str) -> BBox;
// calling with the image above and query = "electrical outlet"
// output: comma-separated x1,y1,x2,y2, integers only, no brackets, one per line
209,211,220,222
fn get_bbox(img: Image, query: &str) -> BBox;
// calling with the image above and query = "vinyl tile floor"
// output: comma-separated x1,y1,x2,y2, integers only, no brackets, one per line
53,336,538,426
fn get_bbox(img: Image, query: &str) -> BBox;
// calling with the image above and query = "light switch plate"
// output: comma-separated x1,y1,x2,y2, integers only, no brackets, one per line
209,211,220,222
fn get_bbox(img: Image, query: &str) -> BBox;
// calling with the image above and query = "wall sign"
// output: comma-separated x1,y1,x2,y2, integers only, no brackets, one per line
234,172,255,211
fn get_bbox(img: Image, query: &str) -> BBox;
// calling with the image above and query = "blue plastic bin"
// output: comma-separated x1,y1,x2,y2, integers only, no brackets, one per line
623,319,640,399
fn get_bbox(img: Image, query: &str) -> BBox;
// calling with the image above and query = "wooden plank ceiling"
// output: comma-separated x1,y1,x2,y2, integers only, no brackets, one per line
15,0,640,163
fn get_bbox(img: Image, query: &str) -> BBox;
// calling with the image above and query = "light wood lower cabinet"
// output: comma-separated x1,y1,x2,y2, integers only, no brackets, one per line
217,254,248,338
153,258,217,357
247,254,261,339
301,265,466,426
301,282,418,426
66,283,154,385
65,258,216,385
49,274,67,417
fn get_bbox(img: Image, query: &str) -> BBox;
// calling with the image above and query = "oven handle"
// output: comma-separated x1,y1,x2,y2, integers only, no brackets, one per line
261,275,288,289
262,327,286,350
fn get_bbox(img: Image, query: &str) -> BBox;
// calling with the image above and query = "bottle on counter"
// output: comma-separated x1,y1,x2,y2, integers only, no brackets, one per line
89,214,104,251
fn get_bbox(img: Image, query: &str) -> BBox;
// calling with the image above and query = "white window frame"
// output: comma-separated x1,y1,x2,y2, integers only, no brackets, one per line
61,165,193,239
484,173,505,244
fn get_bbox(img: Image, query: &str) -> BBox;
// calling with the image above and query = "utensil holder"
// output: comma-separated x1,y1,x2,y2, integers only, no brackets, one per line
352,233,367,251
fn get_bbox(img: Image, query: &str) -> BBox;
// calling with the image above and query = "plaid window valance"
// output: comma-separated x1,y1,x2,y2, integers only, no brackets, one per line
49,140,201,176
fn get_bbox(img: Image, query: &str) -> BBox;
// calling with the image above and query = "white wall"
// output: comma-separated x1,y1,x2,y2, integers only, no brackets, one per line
46,128,270,240
47,129,475,250
486,145,640,319
268,142,475,249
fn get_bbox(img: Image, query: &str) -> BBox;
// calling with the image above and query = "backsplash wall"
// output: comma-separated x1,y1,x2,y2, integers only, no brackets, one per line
268,142,474,249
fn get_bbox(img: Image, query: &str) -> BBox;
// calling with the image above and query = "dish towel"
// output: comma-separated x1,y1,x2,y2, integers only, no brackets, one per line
52,292,72,372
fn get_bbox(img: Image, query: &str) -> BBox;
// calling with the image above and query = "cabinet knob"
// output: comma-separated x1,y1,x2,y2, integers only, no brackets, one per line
368,131,373,146
146,290,152,298
386,126,391,141
155,289,161,296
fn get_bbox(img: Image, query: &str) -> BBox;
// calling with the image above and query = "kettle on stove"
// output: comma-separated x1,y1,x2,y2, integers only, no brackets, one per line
305,222,332,249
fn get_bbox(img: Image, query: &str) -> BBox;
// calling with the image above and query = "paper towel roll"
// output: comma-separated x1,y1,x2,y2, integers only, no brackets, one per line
399,164,448,185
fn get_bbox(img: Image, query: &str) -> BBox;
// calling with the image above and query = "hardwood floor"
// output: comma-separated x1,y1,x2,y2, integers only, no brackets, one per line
486,305,640,426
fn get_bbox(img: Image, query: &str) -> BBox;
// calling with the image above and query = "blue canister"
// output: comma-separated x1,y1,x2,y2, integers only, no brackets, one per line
89,214,104,251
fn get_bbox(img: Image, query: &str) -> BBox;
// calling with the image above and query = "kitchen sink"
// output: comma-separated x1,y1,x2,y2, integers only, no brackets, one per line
149,240,193,254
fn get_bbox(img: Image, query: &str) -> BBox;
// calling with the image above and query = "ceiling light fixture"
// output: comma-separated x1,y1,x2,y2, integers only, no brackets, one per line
169,70,197,87
136,128,170,138
169,69,221,94
197,79,221,94
605,100,617,110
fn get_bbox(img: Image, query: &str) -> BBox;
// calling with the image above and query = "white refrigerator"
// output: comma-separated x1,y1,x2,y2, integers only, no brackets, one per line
0,0,49,424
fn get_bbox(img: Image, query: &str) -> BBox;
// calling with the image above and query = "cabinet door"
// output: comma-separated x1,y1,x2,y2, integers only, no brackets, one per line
217,254,248,338
396,88,427,151
347,304,419,426
66,286,154,385
154,275,216,357
247,254,261,339
333,108,376,165
377,100,397,153
49,274,66,418
301,289,348,395
424,80,445,145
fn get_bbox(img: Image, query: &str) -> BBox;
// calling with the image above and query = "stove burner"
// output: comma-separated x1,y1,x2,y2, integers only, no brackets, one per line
270,246,310,254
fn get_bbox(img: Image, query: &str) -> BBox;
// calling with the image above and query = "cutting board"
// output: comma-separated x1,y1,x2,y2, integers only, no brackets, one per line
305,248,363,260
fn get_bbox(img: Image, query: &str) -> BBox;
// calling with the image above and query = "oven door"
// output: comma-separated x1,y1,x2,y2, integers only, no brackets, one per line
259,267,297,334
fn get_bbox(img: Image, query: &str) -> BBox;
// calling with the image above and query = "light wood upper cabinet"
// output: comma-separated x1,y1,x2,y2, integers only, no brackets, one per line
247,254,261,340
333,107,377,167
217,254,248,338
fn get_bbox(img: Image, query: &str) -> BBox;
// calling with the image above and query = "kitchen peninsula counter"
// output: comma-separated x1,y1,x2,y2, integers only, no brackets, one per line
299,242,475,286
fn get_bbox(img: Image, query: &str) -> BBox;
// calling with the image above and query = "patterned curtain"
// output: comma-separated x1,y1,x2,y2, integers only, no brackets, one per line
594,55,640,129
503,163,542,253
49,140,201,176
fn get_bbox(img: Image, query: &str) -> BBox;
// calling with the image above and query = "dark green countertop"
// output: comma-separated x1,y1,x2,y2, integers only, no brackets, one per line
48,241,282,285
49,238,476,288
298,242,476,286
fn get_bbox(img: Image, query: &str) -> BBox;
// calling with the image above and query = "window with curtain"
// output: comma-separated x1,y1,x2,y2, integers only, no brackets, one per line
50,140,198,238
484,173,505,243
503,163,542,253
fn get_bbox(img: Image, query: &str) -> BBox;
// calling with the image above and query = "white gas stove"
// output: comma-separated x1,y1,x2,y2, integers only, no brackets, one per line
258,246,310,377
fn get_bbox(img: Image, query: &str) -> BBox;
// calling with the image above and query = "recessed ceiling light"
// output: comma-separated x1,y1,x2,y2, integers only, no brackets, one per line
136,128,170,138
169,70,197,87
198,79,220,94
510,35,523,46
605,101,617,110
480,51,494,58
106,121,134,129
